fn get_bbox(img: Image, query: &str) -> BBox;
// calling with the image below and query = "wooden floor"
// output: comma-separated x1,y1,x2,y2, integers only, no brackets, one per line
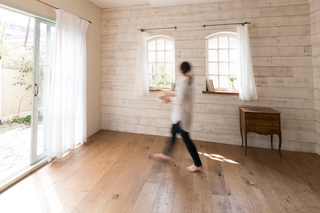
1,130,320,213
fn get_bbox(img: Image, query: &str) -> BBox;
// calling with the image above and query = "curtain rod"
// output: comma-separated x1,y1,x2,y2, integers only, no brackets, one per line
36,0,93,24
201,22,251,28
138,26,177,32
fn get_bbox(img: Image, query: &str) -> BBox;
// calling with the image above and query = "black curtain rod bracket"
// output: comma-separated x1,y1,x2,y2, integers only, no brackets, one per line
36,0,93,24
138,26,177,32
201,22,251,28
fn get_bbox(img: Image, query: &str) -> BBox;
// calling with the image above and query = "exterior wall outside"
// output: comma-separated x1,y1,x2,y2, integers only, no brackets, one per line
101,0,317,153
0,0,102,137
1,69,32,118
309,0,320,153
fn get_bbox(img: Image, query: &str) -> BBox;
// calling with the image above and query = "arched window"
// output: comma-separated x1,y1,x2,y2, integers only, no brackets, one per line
147,36,175,89
206,32,239,90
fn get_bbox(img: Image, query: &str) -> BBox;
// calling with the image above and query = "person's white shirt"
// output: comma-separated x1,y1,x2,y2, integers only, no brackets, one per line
170,76,194,132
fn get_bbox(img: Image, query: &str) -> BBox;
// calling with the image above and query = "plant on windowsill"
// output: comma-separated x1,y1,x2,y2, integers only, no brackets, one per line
226,73,237,92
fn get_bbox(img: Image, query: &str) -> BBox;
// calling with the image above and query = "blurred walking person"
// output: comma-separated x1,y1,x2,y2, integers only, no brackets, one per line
153,62,202,173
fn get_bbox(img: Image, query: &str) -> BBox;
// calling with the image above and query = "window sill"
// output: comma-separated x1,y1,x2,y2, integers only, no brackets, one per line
202,91,239,95
149,88,173,92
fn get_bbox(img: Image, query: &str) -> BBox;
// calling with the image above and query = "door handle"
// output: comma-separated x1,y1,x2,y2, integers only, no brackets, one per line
35,83,39,96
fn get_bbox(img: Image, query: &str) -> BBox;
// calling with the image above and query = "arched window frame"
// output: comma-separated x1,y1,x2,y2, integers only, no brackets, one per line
206,32,239,90
147,35,175,89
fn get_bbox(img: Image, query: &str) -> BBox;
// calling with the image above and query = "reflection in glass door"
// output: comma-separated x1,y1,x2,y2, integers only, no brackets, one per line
31,18,55,164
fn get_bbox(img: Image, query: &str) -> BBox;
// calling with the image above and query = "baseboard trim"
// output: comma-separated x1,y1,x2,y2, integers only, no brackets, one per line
0,158,48,194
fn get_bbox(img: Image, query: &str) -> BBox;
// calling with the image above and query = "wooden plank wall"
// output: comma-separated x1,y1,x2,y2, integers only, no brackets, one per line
310,0,320,154
101,0,317,153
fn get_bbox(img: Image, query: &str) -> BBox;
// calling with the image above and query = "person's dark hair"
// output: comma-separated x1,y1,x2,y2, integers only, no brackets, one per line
180,62,192,85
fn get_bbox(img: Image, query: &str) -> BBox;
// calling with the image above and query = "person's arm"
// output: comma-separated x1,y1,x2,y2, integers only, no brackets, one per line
170,80,187,104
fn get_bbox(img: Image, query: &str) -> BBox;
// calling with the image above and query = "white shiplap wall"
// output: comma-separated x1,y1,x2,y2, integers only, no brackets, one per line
310,0,320,154
101,0,317,153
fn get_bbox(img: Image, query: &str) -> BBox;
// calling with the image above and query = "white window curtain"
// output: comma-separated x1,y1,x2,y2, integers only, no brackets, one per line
135,32,150,96
46,9,89,162
237,24,258,100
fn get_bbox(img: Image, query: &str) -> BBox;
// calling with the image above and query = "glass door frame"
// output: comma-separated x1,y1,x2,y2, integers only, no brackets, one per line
30,18,55,165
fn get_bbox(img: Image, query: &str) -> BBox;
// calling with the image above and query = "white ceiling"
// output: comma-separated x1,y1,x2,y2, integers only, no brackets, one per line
147,0,228,8
88,0,149,8
89,0,229,9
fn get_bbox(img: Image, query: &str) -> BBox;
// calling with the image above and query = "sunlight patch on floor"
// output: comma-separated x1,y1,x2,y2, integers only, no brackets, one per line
198,152,239,165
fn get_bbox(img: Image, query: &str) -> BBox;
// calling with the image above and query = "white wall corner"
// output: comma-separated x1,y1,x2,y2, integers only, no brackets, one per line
317,144,320,155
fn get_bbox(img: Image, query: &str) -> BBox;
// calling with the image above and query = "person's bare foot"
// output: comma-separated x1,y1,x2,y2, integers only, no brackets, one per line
152,153,175,161
186,164,203,173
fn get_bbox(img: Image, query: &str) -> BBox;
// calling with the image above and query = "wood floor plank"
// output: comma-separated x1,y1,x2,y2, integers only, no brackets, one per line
151,140,184,213
251,148,310,213
215,144,254,213
228,145,273,213
1,130,320,213
94,135,164,213
211,194,232,213
57,131,137,212
72,133,153,213
171,157,194,213
191,141,213,213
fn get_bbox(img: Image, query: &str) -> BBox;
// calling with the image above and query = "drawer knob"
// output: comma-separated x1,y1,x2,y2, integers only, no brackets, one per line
271,130,274,132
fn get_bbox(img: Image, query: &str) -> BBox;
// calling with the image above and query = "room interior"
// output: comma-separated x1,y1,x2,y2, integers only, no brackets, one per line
0,0,319,212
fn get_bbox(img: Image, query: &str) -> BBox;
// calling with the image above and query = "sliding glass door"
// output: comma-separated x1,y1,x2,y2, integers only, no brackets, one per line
31,18,55,164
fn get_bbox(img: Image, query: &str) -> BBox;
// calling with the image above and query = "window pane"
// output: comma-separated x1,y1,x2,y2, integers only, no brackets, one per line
219,63,229,75
229,37,238,48
219,50,228,61
219,75,229,88
165,75,174,86
166,51,174,62
208,76,218,90
148,63,156,74
219,37,228,48
157,75,165,85
149,75,156,85
148,41,156,50
208,63,218,74
230,49,239,61
157,63,165,74
209,50,218,62
157,40,164,50
234,77,239,88
166,63,174,74
166,40,173,50
208,38,217,49
148,51,155,62
157,51,164,62
230,63,240,77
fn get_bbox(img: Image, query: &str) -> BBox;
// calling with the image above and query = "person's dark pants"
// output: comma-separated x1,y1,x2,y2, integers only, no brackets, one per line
162,122,202,167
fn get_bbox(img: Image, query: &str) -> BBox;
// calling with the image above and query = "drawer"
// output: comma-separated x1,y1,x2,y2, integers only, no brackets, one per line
247,120,279,127
247,126,279,135
246,113,279,121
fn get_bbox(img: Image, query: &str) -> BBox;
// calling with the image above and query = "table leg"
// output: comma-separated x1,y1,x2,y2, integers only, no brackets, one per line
278,132,282,158
245,132,248,156
240,127,244,147
271,134,273,150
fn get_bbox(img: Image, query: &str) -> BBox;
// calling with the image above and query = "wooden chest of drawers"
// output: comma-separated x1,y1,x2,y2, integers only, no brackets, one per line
239,107,282,157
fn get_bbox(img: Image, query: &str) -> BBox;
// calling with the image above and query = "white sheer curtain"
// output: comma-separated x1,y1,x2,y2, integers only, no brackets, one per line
135,32,150,96
46,10,89,162
237,25,258,100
